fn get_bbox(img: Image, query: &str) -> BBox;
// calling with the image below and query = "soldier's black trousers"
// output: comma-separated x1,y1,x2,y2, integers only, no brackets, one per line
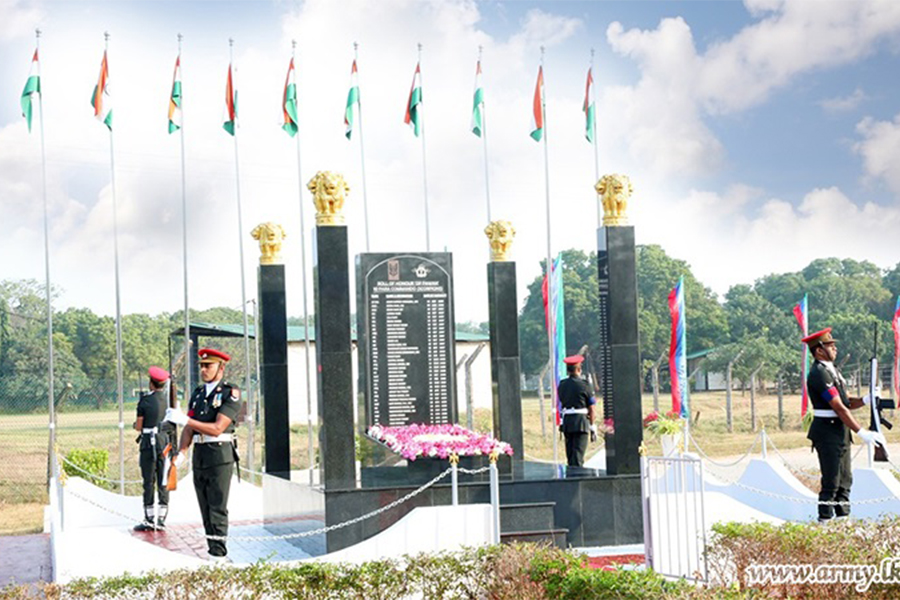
194,463,233,557
564,432,588,467
813,440,852,520
139,445,168,508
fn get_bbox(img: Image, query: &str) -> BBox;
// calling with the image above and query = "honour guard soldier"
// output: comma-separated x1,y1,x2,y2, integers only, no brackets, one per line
557,355,598,467
165,348,242,560
133,366,171,531
804,328,885,521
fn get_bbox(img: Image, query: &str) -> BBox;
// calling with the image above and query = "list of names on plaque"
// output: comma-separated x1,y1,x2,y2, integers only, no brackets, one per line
359,254,456,428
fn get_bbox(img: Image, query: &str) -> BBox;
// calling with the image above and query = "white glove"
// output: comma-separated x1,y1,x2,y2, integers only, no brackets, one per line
857,429,887,447
173,452,187,468
165,407,189,426
862,394,871,406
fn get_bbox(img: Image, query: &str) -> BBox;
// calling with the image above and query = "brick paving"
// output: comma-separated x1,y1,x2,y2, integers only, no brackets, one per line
0,533,52,587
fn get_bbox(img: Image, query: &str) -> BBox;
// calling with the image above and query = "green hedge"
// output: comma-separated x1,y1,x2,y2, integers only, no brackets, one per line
63,448,109,488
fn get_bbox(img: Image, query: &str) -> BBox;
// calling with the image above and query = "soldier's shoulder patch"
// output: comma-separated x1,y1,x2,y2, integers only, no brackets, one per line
230,389,240,401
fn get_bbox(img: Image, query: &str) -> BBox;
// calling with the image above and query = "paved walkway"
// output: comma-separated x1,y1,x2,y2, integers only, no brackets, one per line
0,533,52,587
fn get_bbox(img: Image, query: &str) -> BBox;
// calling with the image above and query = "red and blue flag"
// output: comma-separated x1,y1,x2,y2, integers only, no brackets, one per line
892,296,900,403
792,293,809,417
542,255,566,425
668,276,689,419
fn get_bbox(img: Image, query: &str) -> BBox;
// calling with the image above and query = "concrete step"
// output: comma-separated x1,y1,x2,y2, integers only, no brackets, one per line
499,501,555,533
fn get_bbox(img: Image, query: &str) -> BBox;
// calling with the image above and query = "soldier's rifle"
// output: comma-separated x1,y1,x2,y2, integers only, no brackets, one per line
869,323,894,462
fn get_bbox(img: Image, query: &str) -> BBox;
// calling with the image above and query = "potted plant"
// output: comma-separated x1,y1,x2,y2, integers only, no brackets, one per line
642,410,683,456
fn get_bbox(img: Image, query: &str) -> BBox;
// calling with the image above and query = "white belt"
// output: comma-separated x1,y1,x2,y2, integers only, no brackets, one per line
141,427,158,434
813,409,838,418
193,433,233,444
561,408,588,416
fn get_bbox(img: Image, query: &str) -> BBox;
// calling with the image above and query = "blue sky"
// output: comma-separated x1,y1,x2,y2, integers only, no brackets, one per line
1,0,899,324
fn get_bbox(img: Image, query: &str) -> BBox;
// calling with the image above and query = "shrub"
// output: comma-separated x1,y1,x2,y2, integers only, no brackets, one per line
62,448,109,488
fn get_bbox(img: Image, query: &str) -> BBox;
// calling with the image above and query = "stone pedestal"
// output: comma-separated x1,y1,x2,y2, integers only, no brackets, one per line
487,262,523,464
314,226,355,491
259,264,290,478
597,226,643,475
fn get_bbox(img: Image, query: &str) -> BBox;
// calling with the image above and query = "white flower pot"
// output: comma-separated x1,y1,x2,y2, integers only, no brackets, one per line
660,434,680,457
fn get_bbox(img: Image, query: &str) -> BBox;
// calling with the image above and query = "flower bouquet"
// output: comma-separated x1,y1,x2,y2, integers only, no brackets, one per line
366,423,514,462
642,410,683,436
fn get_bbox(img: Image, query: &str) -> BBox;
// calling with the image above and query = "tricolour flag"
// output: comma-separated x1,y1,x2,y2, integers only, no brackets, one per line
168,56,182,134
583,67,595,143
668,276,689,419
344,60,359,140
541,255,566,425
223,63,237,136
404,62,422,137
470,60,484,137
21,49,40,133
530,65,544,141
892,295,900,403
91,50,113,130
282,58,298,137
792,293,809,417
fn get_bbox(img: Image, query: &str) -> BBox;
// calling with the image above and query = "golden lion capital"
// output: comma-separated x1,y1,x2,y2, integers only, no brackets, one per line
308,171,349,226
595,173,632,227
484,220,516,262
251,222,287,265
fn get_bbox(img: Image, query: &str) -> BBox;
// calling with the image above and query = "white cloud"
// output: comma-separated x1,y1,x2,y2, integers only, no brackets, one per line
819,87,868,113
0,0,43,41
854,112,900,195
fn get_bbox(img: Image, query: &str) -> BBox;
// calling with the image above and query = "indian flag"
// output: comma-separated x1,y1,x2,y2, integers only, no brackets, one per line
470,60,484,137
91,50,113,130
223,63,237,136
168,55,182,134
21,49,40,133
404,62,422,137
530,66,543,142
344,59,359,140
282,57,298,137
583,67,595,143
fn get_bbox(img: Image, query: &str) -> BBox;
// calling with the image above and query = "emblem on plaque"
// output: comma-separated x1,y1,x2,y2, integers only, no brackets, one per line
307,171,350,226
595,173,632,227
413,263,430,278
388,260,400,281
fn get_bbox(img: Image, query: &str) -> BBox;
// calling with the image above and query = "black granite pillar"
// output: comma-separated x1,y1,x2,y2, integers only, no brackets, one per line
598,226,643,475
487,262,523,465
258,264,290,478
314,226,355,491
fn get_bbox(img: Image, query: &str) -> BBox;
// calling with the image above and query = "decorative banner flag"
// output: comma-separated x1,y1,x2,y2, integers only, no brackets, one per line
668,276,689,418
893,295,900,402
281,57,298,137
583,66,595,143
404,62,423,137
792,293,809,417
90,50,113,130
223,63,237,136
21,49,40,133
541,255,566,425
470,60,484,137
530,65,544,141
168,56,182,134
344,59,359,140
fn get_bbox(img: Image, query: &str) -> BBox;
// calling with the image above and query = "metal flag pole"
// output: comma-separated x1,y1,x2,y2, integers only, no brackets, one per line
177,34,192,403
354,42,371,252
478,46,492,226
102,32,126,493
291,40,315,484
539,47,558,467
228,39,255,446
590,49,601,229
417,43,431,251
35,28,57,470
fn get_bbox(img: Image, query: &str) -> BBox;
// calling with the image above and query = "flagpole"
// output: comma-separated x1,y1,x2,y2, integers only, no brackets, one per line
417,43,431,252
354,42,371,252
291,40,315,484
35,28,57,468
590,49,601,229
101,32,126,494
539,47,558,468
177,33,192,404
229,38,255,448
478,46,492,226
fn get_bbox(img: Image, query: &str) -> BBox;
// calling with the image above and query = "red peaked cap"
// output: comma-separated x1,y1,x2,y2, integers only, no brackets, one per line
801,328,837,347
198,348,231,363
148,366,170,382
563,355,585,365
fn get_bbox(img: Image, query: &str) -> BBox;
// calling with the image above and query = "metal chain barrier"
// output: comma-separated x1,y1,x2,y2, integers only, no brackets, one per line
727,479,900,506
688,430,762,468
59,455,143,485
457,466,491,475
59,465,458,542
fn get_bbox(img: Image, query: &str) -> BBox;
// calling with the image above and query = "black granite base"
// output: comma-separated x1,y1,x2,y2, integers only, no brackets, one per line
487,262,523,463
259,264,290,477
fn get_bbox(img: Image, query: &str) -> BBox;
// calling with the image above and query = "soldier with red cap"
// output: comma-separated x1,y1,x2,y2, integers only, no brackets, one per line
803,327,885,522
165,348,242,560
133,365,173,531
557,354,598,467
